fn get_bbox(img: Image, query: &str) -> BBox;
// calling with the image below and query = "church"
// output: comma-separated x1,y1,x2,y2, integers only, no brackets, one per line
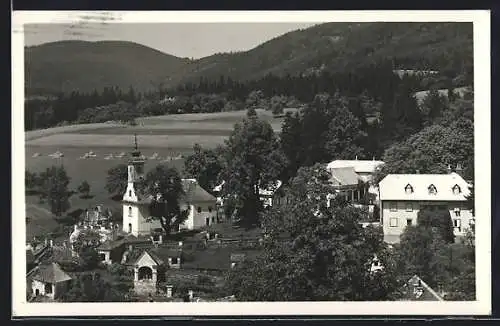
122,136,218,237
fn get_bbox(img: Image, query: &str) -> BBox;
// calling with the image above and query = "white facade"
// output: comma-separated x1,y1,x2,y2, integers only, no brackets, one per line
179,202,217,230
379,173,473,243
122,150,162,237
123,154,217,235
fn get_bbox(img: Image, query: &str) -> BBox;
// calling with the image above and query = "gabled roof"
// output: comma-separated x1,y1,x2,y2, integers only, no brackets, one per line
182,179,217,203
31,262,72,284
26,250,35,264
400,275,444,301
379,173,471,201
125,179,216,205
133,247,183,266
326,160,385,174
329,167,360,187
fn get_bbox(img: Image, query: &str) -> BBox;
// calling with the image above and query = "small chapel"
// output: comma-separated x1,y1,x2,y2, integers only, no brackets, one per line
122,135,218,237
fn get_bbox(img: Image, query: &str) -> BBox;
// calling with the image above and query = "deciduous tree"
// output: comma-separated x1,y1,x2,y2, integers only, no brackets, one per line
38,166,71,217
78,180,91,198
183,144,224,193
226,165,398,301
221,113,287,227
144,165,189,234
105,164,128,198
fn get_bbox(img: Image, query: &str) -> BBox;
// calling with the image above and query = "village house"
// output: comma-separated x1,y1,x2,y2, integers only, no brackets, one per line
378,172,473,244
30,262,72,300
326,158,385,203
399,275,445,301
122,137,218,237
213,180,283,209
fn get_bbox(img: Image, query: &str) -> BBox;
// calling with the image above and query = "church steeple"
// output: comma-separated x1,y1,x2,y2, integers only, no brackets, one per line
128,134,145,182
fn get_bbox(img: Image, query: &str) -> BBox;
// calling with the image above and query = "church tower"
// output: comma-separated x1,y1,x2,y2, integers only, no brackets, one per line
122,134,148,235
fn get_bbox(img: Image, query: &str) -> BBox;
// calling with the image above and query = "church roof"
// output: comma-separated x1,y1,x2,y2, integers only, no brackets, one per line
124,179,216,205
31,262,72,284
182,179,217,203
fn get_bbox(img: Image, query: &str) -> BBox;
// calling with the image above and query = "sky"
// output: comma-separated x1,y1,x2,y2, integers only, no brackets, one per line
24,23,319,59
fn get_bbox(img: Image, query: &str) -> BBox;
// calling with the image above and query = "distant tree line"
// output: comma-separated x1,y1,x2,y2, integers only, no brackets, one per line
25,61,471,131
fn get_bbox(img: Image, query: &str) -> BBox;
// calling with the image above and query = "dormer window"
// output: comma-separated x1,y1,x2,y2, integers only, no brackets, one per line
428,184,437,195
404,184,414,194
452,184,461,195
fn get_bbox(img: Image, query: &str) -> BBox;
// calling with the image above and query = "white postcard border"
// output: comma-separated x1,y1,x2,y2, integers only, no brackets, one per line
12,10,492,317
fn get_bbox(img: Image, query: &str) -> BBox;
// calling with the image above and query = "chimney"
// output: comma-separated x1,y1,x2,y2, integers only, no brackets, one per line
44,238,48,246
355,155,358,160
415,169,420,174
456,163,463,172
447,165,452,174
188,290,194,300
49,240,53,247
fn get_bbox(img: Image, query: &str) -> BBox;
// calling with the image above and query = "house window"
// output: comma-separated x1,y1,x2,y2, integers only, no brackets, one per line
452,184,462,195
208,206,213,213
44,283,52,294
454,208,461,217
128,223,132,233
407,219,413,226
99,253,106,261
128,206,132,217
454,219,462,232
428,184,437,195
389,202,397,212
390,218,398,227
129,190,132,197
197,206,202,213
405,184,414,194
171,257,178,264
405,203,413,212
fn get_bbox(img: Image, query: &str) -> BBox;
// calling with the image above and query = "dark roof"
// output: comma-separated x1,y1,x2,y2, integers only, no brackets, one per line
182,179,217,203
97,238,126,251
50,246,74,263
123,180,216,204
400,275,444,301
31,262,72,284
182,248,260,271
144,247,182,265
26,250,35,264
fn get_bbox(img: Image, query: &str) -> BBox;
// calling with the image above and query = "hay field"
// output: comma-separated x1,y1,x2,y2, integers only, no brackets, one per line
24,109,294,238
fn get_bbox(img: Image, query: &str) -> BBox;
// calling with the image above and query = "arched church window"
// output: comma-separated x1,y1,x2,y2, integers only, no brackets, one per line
128,206,132,216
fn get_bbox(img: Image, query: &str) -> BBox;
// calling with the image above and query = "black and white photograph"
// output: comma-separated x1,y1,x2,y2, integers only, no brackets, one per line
12,10,491,316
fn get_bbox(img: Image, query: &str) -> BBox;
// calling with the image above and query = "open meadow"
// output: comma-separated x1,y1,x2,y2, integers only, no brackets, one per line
24,109,293,240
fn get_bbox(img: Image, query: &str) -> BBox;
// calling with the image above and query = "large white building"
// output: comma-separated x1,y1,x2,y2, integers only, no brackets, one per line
122,139,217,237
378,172,473,243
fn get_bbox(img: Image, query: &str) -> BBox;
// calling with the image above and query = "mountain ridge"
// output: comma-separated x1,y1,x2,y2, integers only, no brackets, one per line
25,22,473,95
